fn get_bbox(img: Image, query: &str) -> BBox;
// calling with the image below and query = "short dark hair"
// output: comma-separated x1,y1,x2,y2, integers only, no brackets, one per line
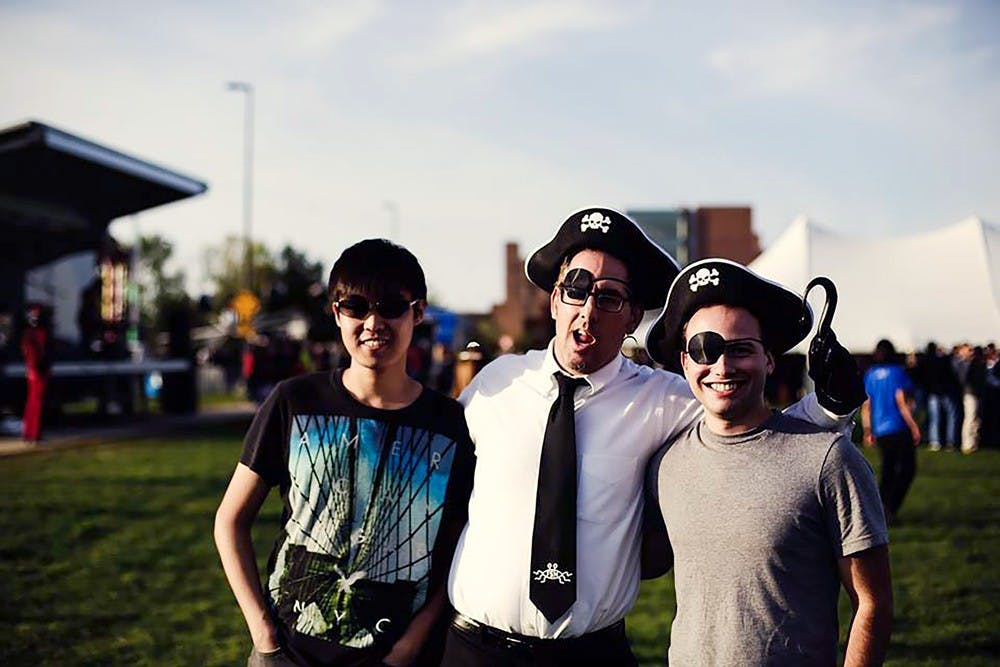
873,339,897,364
328,239,427,301
556,251,632,287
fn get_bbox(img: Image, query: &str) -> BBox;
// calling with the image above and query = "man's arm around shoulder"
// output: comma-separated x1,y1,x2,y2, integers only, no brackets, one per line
783,391,856,433
838,544,893,667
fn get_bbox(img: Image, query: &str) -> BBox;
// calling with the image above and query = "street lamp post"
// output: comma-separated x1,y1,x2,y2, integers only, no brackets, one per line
383,200,400,241
226,81,255,291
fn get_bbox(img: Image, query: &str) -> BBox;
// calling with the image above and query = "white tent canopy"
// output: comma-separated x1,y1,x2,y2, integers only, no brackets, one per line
749,215,1000,354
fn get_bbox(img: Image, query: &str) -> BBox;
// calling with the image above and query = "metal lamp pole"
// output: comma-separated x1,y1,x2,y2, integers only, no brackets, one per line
226,81,255,291
384,200,400,241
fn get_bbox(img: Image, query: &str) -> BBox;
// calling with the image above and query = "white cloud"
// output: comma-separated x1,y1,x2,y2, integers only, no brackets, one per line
701,2,1000,164
706,4,962,99
4,1,999,314
281,0,386,57
396,0,636,69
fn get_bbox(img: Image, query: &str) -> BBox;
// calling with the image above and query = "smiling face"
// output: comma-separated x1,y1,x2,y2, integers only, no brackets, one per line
550,249,643,375
681,304,774,435
333,291,423,374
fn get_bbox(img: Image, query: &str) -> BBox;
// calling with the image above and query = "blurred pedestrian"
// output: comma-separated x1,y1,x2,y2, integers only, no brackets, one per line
863,339,921,523
984,343,1000,447
20,303,52,444
954,344,986,454
212,336,243,395
920,342,960,451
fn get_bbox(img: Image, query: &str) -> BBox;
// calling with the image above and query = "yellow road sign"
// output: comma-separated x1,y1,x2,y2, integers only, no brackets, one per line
230,290,260,339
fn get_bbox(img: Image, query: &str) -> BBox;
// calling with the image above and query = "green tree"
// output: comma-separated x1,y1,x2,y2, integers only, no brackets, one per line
136,234,189,330
269,244,325,312
202,235,276,311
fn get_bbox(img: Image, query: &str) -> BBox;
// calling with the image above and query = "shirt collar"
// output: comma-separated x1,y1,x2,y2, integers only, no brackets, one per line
536,339,624,397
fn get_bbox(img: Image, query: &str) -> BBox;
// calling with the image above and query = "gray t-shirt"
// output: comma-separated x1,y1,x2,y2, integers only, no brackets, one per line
648,413,888,667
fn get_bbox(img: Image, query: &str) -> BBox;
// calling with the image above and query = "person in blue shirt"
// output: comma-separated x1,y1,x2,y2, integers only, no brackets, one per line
862,339,921,524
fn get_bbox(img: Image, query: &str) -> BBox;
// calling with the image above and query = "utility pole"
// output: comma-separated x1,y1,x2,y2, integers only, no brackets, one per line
226,81,255,291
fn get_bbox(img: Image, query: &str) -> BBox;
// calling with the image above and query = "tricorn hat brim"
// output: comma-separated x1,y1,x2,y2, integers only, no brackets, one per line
525,206,680,310
645,258,812,370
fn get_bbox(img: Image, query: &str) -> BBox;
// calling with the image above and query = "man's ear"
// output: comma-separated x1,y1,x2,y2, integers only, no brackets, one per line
765,350,775,376
626,303,644,333
331,301,342,328
550,289,559,321
413,300,425,326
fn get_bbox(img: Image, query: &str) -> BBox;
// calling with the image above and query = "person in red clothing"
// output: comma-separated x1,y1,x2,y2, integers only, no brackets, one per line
21,303,51,443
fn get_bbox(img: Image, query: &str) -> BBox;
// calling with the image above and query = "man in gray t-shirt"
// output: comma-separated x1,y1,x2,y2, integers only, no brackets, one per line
643,259,892,666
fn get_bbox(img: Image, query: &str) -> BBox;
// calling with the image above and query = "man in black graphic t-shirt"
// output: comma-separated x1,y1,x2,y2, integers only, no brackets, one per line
215,240,475,667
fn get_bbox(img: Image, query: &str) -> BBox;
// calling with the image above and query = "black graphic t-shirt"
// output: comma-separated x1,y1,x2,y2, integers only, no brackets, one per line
241,370,475,666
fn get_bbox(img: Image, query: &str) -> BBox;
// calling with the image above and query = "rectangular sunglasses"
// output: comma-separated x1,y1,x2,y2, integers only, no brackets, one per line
334,295,418,319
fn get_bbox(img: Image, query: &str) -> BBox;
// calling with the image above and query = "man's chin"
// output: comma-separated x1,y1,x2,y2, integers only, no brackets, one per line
563,349,612,375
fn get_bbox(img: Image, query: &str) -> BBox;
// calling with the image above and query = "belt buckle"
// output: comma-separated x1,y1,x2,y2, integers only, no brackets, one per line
482,626,530,652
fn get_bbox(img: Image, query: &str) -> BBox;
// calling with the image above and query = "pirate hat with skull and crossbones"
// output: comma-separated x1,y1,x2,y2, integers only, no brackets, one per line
525,206,681,310
644,258,813,371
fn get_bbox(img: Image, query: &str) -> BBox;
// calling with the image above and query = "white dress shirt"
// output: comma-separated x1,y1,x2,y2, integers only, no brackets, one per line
447,340,839,638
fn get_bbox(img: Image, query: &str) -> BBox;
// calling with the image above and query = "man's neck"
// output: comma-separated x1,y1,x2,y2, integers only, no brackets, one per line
341,364,422,409
703,405,773,437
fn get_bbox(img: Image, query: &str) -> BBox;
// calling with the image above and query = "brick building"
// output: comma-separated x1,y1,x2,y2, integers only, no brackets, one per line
627,206,761,266
490,243,553,350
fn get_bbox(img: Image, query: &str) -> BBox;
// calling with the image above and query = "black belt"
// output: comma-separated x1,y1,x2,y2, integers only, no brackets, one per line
450,613,625,653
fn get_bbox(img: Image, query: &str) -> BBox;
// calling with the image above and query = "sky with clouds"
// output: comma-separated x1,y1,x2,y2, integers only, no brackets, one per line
2,0,997,312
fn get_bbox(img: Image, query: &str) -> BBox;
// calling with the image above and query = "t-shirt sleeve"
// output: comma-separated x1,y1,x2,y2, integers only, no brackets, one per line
427,406,477,591
239,382,289,488
818,436,889,557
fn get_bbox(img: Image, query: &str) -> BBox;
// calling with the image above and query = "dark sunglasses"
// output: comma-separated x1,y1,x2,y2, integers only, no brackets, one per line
685,331,764,365
558,268,631,313
334,295,418,320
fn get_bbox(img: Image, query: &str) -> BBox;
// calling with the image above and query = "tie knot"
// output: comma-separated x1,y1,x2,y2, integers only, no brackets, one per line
554,372,587,398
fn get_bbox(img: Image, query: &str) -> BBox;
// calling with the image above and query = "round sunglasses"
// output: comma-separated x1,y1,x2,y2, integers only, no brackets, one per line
334,295,418,320
685,331,764,365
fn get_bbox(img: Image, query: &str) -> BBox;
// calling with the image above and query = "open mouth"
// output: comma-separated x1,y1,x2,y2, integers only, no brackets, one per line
572,329,597,348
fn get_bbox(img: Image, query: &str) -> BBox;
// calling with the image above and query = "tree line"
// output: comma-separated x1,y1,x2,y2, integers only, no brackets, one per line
136,234,331,338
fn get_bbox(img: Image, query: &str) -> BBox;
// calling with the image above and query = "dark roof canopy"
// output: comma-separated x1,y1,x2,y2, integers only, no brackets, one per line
0,120,207,267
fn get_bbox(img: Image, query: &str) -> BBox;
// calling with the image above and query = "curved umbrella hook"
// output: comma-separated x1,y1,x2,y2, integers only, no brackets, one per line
803,276,838,335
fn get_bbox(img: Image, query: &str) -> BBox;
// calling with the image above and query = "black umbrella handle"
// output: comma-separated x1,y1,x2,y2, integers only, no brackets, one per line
803,275,865,413
804,276,838,337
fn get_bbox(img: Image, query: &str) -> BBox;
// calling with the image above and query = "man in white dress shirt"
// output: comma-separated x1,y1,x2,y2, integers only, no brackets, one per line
441,207,865,666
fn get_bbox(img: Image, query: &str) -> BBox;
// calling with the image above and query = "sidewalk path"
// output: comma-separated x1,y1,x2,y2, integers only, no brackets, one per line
0,402,258,458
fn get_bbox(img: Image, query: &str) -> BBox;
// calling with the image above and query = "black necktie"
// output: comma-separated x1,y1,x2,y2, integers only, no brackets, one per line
530,372,587,623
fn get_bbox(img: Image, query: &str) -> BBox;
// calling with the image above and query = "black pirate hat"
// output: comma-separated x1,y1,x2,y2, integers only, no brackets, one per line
645,258,813,370
525,206,680,310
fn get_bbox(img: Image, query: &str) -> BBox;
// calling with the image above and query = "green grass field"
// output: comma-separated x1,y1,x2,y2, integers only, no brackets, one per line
0,423,997,665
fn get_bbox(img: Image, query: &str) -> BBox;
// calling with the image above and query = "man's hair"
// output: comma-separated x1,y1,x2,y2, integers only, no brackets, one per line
873,339,897,364
328,239,427,301
555,251,632,287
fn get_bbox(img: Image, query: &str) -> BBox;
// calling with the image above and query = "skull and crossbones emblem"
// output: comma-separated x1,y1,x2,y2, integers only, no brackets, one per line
689,267,721,292
580,212,611,233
